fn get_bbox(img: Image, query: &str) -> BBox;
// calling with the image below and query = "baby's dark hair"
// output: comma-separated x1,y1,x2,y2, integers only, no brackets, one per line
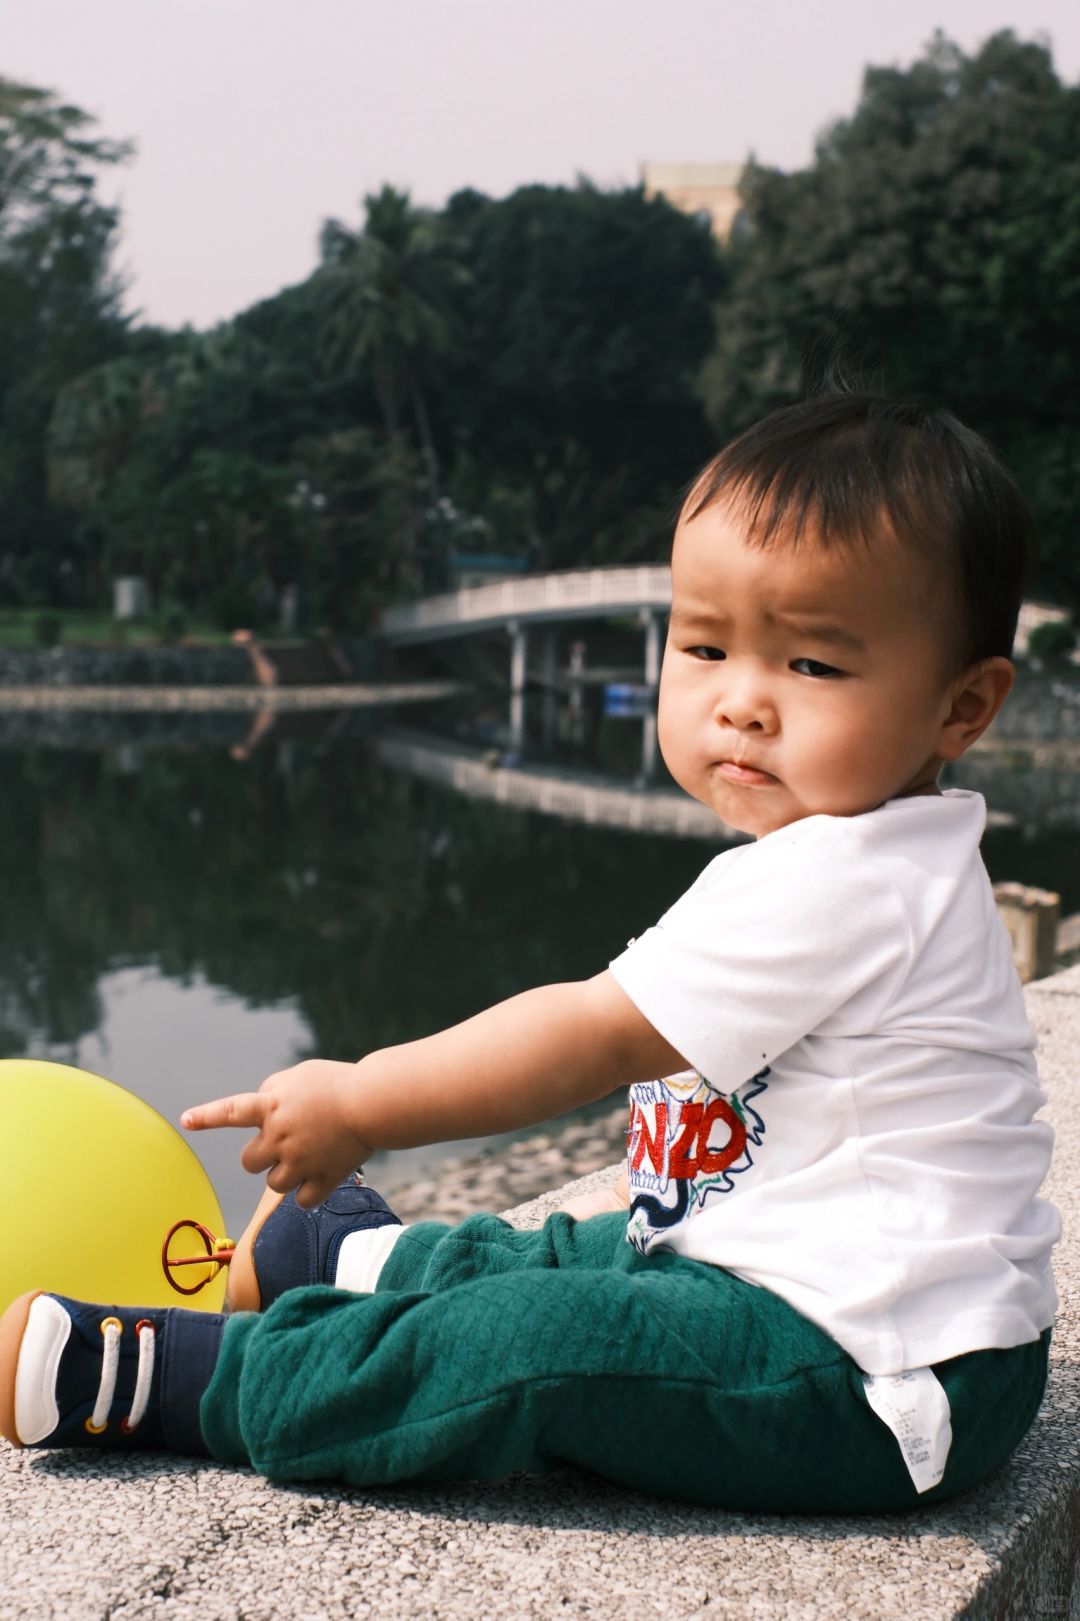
683,393,1037,671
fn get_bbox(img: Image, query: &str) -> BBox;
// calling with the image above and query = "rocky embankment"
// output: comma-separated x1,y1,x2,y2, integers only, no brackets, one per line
384,1097,629,1224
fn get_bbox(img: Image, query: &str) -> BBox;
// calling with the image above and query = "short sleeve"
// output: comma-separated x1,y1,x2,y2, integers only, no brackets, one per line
608,830,912,1090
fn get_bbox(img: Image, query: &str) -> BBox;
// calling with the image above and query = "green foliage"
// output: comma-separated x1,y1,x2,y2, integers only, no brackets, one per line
285,427,431,622
31,609,62,647
316,185,466,451
441,182,723,568
0,77,133,227
48,335,303,607
309,187,472,595
1027,619,1077,664
206,582,261,633
5,38,1080,624
156,601,187,644
0,77,132,605
701,30,1080,606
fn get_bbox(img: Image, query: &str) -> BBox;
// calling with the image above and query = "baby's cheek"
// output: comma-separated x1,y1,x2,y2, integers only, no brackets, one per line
656,700,695,783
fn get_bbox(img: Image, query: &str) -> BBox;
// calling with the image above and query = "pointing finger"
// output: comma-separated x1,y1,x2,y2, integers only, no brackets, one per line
181,1094,267,1132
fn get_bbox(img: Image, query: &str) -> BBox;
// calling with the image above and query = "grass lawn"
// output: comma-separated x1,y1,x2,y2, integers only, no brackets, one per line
0,609,234,649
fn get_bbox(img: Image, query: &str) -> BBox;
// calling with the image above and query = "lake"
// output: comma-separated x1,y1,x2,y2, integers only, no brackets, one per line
4,684,1079,1238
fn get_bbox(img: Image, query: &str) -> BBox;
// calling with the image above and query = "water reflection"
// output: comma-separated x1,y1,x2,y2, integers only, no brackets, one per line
3,720,710,1225
377,725,746,842
37,966,309,1237
30,963,544,1237
4,689,1078,1229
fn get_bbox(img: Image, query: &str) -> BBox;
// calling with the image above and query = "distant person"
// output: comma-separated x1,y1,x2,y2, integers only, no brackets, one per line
1,394,1059,1515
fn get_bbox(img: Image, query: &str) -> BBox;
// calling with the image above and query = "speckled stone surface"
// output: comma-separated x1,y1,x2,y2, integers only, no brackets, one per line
2,966,1078,1621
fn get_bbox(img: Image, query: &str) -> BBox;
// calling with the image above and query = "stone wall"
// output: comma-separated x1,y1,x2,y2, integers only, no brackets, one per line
951,755,1080,830
0,705,378,750
0,635,379,687
948,667,1080,830
0,644,252,687
990,668,1080,740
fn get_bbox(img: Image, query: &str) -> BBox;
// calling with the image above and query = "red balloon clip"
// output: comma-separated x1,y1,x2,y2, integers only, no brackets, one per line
162,1219,236,1296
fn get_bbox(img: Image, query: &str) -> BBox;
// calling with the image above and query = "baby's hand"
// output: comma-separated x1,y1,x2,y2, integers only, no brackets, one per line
182,1058,374,1209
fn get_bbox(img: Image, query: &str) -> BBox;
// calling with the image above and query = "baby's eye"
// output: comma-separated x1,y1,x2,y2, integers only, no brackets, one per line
686,646,725,662
791,657,843,679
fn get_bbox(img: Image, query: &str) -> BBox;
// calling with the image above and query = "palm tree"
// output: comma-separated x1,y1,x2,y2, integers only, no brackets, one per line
316,185,466,479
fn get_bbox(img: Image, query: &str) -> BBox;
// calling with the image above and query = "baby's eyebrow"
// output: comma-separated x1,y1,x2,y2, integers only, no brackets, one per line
668,607,866,654
769,615,866,654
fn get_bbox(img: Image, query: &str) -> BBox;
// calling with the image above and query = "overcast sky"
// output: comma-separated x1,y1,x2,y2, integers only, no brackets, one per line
6,0,1079,331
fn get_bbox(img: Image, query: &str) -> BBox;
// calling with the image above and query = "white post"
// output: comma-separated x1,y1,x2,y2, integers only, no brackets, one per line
642,609,663,688
993,883,1061,983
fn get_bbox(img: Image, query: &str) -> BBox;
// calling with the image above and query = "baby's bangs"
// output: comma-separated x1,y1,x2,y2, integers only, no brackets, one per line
680,392,1037,667
682,406,939,559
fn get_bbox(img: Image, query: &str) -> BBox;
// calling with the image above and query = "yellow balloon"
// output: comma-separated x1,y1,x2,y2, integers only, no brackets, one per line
0,1059,227,1316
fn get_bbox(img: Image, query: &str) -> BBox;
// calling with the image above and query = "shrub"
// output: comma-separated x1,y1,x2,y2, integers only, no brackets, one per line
208,585,261,633
32,611,63,648
157,602,187,644
1027,619,1077,665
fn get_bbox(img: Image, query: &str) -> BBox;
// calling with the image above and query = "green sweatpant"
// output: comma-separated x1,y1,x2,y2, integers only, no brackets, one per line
200,1210,1050,1514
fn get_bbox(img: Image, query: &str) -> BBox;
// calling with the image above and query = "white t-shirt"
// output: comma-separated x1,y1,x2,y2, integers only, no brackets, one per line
608,790,1060,1376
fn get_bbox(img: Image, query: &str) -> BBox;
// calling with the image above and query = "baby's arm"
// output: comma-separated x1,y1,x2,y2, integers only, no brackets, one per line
183,971,685,1208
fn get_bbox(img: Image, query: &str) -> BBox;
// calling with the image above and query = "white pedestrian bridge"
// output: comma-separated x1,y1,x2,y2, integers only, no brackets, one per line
378,565,672,646
380,571,1064,661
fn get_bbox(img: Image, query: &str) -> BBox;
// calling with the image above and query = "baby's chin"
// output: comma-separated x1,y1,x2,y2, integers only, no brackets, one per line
693,771,888,837
740,788,923,835
715,792,860,839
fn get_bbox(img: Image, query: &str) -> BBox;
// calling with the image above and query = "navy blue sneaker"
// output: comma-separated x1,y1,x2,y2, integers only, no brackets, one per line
227,1172,402,1313
0,1290,224,1454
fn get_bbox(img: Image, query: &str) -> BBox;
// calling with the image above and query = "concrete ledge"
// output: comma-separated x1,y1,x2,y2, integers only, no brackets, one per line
2,966,1078,1619
0,681,462,712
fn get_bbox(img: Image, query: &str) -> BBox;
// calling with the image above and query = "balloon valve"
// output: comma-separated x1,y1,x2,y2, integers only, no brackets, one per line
162,1218,236,1296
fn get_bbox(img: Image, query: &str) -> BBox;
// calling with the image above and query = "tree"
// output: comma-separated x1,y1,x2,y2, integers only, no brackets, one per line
441,182,724,570
314,186,471,592
0,77,133,602
0,77,132,231
45,320,423,622
316,186,466,463
700,31,1080,605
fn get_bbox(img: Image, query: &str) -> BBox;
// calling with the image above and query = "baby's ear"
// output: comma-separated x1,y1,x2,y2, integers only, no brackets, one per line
936,657,1015,761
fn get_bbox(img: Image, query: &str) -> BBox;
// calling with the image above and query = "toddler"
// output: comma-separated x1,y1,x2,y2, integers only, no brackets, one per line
0,393,1059,1514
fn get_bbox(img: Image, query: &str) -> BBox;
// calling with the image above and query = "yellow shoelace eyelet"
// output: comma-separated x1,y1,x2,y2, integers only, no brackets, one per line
85,1317,124,1433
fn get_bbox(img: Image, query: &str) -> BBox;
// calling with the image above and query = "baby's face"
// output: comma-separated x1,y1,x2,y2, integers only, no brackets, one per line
658,500,961,838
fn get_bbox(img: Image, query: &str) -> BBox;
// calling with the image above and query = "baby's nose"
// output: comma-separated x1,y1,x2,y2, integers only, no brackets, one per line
713,674,776,733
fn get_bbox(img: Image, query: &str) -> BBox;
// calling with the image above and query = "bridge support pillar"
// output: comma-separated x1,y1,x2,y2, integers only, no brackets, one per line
508,621,528,692
641,609,663,689
508,620,527,754
541,629,558,744
640,712,659,784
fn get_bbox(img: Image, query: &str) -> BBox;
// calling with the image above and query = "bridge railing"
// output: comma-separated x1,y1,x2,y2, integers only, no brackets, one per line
380,565,672,640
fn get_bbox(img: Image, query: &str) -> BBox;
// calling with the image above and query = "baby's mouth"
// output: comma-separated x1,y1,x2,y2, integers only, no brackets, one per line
715,759,778,786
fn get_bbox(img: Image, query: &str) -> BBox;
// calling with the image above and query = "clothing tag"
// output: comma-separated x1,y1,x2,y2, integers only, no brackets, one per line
861,1366,952,1494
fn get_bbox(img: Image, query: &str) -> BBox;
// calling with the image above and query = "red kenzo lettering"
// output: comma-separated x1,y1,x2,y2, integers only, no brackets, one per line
630,1101,668,1173
630,1095,749,1181
695,1097,747,1174
668,1102,703,1177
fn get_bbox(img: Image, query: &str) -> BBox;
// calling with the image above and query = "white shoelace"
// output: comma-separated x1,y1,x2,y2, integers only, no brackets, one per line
88,1318,156,1434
